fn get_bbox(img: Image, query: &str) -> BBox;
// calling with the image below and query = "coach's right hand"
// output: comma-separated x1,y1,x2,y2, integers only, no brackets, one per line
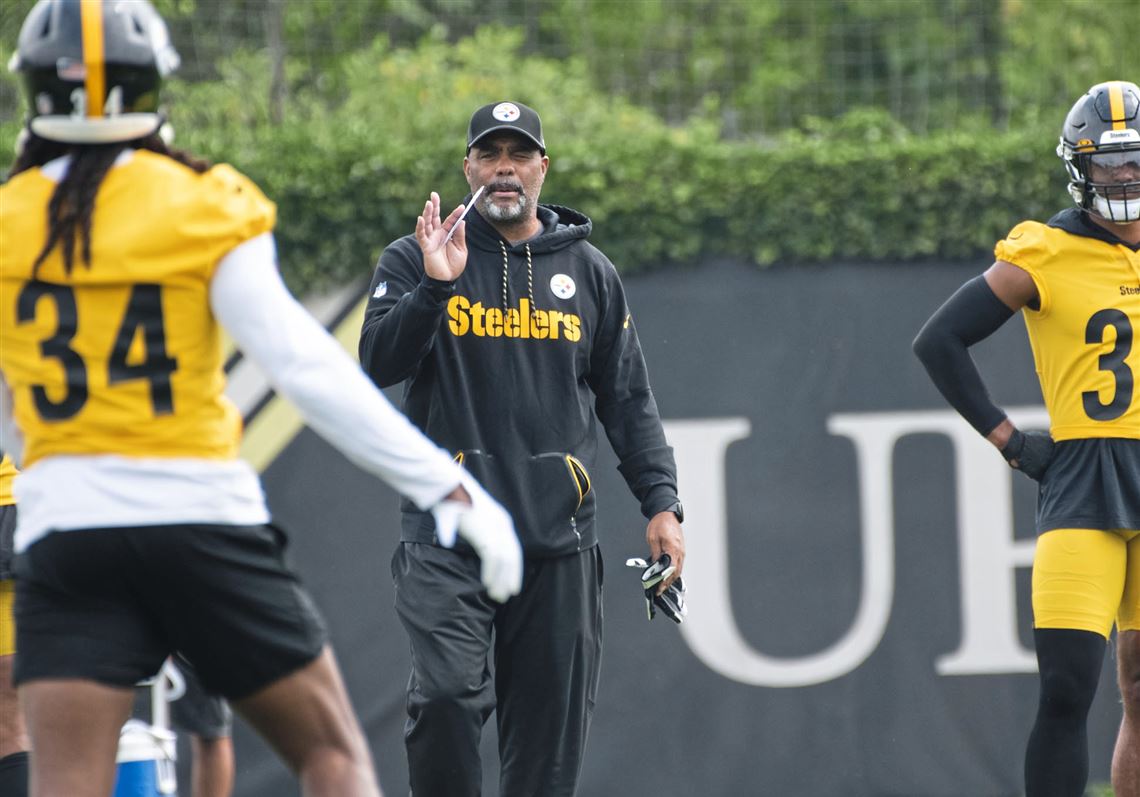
431,476,523,603
415,191,469,282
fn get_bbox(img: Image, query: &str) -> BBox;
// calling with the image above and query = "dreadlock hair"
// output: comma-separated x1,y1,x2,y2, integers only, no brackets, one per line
9,129,212,278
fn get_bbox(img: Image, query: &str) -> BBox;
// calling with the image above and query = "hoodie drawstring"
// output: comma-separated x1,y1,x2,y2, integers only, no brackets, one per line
499,240,536,317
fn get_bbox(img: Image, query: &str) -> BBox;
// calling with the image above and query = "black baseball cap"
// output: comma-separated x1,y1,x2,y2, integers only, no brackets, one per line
466,101,545,154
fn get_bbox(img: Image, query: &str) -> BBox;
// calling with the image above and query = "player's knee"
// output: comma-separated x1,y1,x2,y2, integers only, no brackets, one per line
1120,666,1140,714
294,740,375,792
416,689,471,718
1118,636,1140,713
290,723,371,776
1122,681,1140,718
309,738,370,767
1038,664,1099,720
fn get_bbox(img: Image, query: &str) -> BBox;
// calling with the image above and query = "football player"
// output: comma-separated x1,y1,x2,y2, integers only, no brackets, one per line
914,81,1140,797
0,2,521,795
0,454,28,797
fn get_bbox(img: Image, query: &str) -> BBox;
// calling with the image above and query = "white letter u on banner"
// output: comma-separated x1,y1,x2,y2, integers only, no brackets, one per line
665,416,896,688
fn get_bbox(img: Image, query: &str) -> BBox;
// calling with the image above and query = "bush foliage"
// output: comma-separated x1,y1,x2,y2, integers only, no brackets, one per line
2,29,1068,292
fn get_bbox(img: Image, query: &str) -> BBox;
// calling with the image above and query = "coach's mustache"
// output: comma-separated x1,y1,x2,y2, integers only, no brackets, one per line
484,180,526,196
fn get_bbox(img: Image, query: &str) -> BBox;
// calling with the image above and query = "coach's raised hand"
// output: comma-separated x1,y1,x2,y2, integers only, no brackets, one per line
415,191,469,281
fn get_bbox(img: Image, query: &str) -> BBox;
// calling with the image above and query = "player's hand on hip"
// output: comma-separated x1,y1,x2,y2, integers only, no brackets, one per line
430,474,523,602
1000,428,1055,481
646,510,684,593
415,191,469,282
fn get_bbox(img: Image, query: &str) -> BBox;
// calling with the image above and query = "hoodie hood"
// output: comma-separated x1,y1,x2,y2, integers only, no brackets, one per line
1047,207,1140,251
464,199,593,255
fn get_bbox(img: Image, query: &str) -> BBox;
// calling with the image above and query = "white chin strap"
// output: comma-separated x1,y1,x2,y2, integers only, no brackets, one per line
30,113,163,144
1092,193,1140,224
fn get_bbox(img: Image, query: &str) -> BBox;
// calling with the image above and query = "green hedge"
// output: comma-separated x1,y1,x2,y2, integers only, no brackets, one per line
2,28,1068,293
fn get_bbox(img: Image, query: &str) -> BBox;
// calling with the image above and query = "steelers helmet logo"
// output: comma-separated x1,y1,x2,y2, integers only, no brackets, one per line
493,102,522,122
550,274,576,299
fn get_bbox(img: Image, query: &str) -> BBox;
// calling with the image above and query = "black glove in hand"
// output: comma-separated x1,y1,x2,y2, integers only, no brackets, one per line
1000,428,1055,481
625,554,687,624
652,575,686,623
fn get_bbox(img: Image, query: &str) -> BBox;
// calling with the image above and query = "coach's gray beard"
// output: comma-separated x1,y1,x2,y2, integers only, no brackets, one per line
483,192,529,223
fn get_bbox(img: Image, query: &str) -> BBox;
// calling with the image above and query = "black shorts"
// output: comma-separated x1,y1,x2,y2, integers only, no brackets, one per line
1038,438,1140,532
14,523,327,700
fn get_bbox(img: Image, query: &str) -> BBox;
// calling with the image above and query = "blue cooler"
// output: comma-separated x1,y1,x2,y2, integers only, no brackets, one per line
112,719,178,797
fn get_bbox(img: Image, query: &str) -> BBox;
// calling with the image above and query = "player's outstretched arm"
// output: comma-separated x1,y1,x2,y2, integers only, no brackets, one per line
210,233,522,600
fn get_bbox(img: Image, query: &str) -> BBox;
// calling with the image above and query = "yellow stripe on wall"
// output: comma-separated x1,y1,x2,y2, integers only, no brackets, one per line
240,297,369,473
79,0,106,118
1109,81,1126,130
221,330,237,363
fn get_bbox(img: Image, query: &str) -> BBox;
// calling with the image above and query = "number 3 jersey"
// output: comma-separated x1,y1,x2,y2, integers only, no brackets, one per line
0,149,275,467
997,208,1140,532
996,207,1140,442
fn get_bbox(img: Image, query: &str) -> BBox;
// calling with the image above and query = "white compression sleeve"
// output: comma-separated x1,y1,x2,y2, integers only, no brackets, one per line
209,233,461,509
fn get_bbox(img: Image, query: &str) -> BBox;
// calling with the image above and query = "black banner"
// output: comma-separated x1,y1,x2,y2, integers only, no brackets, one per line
193,260,1121,796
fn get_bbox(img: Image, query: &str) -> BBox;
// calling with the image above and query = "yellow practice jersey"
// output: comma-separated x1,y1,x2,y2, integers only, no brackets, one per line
995,210,1140,441
0,150,275,466
0,455,16,506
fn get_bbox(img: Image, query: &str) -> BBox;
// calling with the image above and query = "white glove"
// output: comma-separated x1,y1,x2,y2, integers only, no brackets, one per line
625,555,687,624
430,475,523,603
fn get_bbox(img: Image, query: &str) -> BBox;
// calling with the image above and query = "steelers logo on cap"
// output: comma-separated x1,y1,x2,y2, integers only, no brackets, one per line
493,102,522,122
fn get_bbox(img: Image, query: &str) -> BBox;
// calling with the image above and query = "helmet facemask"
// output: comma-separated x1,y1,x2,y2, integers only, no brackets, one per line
1075,148,1140,223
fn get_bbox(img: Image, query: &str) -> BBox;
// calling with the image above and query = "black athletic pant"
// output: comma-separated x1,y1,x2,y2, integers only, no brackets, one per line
0,752,29,797
393,543,603,797
1024,628,1107,797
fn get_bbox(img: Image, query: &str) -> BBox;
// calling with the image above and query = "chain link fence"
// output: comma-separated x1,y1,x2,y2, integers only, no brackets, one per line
2,0,1137,137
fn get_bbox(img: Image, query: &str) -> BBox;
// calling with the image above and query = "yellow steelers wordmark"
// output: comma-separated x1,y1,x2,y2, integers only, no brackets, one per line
447,295,582,342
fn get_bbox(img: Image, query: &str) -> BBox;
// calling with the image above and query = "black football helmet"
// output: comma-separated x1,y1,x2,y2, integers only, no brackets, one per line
8,0,180,144
1057,80,1140,224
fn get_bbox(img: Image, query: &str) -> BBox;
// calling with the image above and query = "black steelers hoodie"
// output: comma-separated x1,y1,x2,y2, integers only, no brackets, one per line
359,201,679,556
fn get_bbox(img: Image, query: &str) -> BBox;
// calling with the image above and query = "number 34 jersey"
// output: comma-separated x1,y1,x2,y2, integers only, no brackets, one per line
0,150,275,467
996,208,1140,442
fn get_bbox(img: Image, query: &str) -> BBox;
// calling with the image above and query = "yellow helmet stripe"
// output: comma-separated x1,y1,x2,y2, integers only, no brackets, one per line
80,0,106,118
1108,81,1126,131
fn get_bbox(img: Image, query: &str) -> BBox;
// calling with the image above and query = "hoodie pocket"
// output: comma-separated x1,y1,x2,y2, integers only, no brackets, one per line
565,454,592,513
456,449,594,552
